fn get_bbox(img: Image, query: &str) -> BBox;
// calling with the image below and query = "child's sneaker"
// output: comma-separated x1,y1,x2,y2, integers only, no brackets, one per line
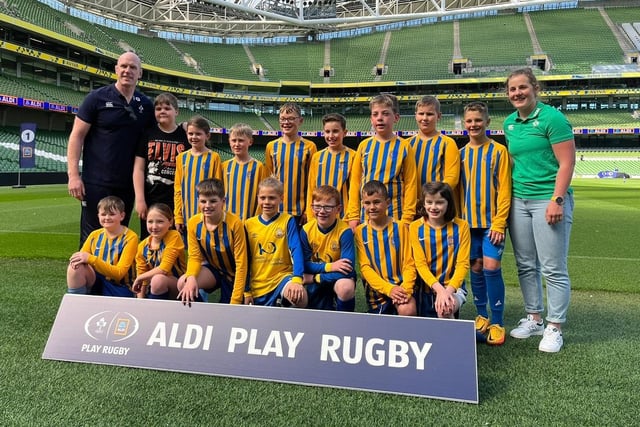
486,324,506,345
475,315,489,342
538,325,563,353
510,314,544,339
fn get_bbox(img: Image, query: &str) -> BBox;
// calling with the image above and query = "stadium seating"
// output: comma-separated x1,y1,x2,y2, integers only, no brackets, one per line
250,42,325,82
173,41,260,81
458,15,532,70
528,9,622,74
330,32,388,83
383,22,454,81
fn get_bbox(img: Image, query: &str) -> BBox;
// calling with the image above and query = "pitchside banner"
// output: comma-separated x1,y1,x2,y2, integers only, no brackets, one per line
43,295,478,403
19,122,37,169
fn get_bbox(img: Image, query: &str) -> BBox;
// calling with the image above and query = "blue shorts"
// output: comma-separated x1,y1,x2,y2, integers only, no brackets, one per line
363,281,397,315
470,228,505,261
306,282,336,311
95,275,135,298
252,276,291,307
202,264,234,303
414,279,467,318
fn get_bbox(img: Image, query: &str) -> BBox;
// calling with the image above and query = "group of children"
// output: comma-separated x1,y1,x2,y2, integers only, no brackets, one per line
66,92,512,345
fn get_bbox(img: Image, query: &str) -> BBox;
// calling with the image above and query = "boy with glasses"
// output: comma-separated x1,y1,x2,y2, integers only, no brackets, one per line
300,185,356,311
265,103,317,225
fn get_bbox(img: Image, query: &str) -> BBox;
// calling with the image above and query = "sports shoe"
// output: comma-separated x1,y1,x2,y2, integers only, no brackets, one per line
539,325,563,353
475,315,489,342
486,324,506,346
510,314,544,339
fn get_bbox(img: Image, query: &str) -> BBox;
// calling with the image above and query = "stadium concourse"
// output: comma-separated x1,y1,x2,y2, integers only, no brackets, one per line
0,0,639,182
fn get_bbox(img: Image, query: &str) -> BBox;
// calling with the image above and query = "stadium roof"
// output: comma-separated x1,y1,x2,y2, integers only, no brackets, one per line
64,0,565,37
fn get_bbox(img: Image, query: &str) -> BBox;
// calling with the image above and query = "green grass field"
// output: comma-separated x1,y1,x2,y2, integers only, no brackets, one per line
1,179,639,426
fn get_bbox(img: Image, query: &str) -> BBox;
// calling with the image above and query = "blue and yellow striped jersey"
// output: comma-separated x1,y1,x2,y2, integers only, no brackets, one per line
265,137,317,216
184,212,248,304
82,227,138,286
346,136,417,225
300,218,356,282
245,212,305,298
305,146,355,219
174,149,222,226
406,133,460,195
409,217,470,290
222,157,266,221
459,140,512,232
135,230,186,279
354,220,415,310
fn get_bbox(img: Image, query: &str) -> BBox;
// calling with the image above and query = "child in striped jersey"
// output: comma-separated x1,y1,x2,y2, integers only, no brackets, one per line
354,180,416,316
222,123,266,220
176,179,248,305
67,196,138,297
265,103,317,224
460,102,512,345
244,177,307,307
409,182,470,318
174,115,222,235
131,203,186,299
305,113,355,220
346,93,417,230
405,96,460,210
301,185,356,311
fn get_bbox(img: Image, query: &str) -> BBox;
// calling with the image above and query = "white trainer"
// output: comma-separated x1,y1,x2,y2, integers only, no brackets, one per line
539,325,564,353
510,314,544,339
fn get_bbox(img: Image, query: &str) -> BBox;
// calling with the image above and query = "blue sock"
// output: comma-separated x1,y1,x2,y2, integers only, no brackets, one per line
149,291,169,300
67,286,87,294
485,268,506,326
470,270,488,318
336,297,355,312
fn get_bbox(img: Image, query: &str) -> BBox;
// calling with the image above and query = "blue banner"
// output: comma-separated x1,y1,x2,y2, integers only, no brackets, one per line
19,122,37,169
43,295,479,403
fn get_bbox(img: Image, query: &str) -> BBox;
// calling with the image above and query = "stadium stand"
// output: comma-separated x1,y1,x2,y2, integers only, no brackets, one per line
458,15,532,71
528,8,623,74
383,22,455,81
621,23,640,51
173,41,260,81
330,32,387,82
249,42,325,82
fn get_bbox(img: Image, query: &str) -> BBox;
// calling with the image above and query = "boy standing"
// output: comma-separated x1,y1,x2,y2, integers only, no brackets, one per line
133,92,188,238
222,123,266,220
405,96,460,199
67,196,138,297
346,94,417,229
459,102,512,345
301,185,356,311
354,180,416,316
305,113,355,220
265,103,317,224
177,179,248,305
244,177,308,307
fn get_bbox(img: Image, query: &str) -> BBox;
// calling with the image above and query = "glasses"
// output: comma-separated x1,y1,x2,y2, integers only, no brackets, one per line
124,105,138,121
311,205,337,213
279,116,300,123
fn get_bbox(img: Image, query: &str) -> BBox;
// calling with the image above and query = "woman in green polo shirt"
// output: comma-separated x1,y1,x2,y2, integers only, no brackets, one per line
503,68,576,353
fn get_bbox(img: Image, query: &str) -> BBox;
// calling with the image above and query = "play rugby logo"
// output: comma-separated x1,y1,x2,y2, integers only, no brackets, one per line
84,311,139,343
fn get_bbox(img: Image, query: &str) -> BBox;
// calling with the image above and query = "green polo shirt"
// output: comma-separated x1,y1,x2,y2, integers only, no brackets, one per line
504,102,574,199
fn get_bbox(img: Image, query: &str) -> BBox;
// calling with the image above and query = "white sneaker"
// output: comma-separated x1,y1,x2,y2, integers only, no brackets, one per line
539,325,563,353
510,314,544,339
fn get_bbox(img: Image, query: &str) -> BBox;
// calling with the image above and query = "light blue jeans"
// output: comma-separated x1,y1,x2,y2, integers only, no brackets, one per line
508,195,573,324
